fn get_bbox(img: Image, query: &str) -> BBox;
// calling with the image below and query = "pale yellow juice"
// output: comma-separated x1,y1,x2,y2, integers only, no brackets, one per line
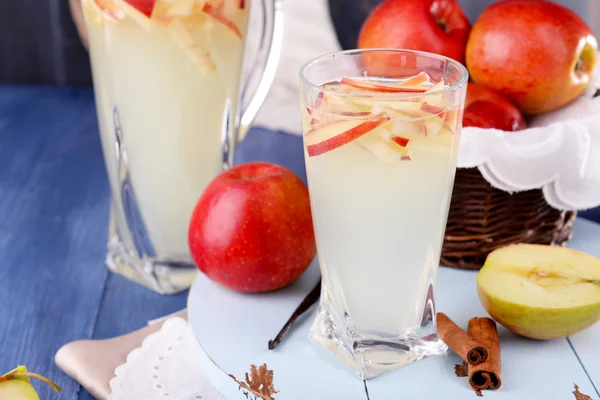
306,122,458,338
83,0,249,259
301,73,464,377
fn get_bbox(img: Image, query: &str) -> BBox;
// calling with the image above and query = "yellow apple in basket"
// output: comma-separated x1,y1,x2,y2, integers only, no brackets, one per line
477,244,600,340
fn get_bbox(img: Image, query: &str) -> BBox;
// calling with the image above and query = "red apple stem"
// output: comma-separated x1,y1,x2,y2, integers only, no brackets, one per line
268,280,322,350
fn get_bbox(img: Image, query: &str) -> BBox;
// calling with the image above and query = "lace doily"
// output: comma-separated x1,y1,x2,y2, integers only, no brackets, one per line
108,317,224,400
457,94,600,211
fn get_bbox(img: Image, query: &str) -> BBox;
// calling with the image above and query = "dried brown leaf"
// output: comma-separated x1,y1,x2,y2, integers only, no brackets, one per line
475,389,483,397
455,361,468,378
573,384,593,400
229,364,279,400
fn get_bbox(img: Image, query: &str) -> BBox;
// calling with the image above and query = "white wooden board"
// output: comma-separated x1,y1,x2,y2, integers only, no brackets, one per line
188,218,600,399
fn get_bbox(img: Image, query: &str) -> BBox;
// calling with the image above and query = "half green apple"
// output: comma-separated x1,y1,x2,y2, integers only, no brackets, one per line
477,244,600,340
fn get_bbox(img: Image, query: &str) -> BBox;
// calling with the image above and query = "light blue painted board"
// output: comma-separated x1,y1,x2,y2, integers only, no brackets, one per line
188,258,369,400
563,218,600,397
189,218,600,399
569,325,600,398
367,266,597,399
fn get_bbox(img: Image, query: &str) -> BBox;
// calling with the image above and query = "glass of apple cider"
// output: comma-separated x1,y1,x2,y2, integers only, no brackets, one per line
299,49,468,379
82,0,283,294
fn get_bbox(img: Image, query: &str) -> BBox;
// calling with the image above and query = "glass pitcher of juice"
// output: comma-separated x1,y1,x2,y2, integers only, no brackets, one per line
82,0,283,293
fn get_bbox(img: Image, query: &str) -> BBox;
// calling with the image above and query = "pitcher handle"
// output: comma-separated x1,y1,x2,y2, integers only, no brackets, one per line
237,0,285,142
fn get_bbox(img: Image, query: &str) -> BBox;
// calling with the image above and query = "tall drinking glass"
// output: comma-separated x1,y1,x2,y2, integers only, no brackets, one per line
299,49,468,378
82,0,283,294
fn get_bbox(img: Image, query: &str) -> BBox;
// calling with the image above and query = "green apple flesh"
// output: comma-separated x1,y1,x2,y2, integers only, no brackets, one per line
477,244,600,340
0,366,61,400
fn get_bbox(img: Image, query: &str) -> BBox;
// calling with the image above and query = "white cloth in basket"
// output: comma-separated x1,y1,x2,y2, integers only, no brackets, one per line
457,93,600,211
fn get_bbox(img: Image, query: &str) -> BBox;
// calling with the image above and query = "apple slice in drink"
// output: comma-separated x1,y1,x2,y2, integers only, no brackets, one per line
202,2,242,38
126,0,155,16
443,108,461,133
372,102,446,137
420,103,446,115
423,113,445,137
341,77,428,93
166,18,216,73
408,126,454,155
391,136,410,147
389,117,425,137
397,71,431,87
425,80,445,93
314,90,373,117
305,114,390,157
422,79,453,109
220,0,241,21
96,0,155,18
88,0,124,22
153,0,195,17
111,0,154,29
356,127,411,165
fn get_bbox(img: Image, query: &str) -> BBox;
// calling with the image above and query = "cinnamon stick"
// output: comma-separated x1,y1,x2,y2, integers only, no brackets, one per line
437,312,488,366
467,317,502,391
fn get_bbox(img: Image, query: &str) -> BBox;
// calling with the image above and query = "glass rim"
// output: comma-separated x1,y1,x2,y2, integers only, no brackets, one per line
299,48,469,99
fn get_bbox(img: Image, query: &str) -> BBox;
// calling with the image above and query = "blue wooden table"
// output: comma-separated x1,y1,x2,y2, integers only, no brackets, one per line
0,85,598,400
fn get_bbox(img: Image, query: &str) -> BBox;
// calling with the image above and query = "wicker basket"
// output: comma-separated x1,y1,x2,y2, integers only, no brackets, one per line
441,168,576,270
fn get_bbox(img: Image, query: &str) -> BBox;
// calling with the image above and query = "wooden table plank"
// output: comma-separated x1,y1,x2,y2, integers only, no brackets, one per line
0,86,111,400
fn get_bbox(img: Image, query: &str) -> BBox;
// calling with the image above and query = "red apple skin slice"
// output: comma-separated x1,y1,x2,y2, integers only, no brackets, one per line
392,136,410,147
397,72,430,87
203,3,242,38
421,103,446,115
340,78,427,93
125,0,155,16
306,115,390,157
307,92,324,115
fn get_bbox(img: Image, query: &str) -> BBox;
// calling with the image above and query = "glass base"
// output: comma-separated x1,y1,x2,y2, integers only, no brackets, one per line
309,299,447,379
106,217,198,295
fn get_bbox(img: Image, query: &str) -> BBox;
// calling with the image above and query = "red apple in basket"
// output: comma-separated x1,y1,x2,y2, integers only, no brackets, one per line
466,0,598,115
188,162,316,293
463,83,527,131
358,0,471,76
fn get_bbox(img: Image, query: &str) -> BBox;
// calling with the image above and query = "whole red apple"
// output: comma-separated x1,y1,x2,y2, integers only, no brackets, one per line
188,162,316,293
463,83,527,131
358,0,471,71
466,0,598,115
